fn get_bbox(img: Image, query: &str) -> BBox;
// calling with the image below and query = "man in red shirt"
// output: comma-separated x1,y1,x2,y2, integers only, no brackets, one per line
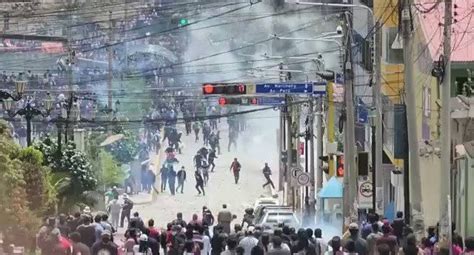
147,219,160,240
229,158,241,184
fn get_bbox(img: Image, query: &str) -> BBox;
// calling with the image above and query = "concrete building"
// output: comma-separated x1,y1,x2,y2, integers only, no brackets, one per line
373,0,474,230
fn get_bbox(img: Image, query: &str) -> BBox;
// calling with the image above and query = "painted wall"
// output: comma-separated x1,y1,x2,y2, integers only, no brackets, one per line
411,11,442,228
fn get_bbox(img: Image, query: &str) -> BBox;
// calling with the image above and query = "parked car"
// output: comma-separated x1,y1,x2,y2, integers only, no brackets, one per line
253,205,293,225
257,209,300,228
253,197,279,210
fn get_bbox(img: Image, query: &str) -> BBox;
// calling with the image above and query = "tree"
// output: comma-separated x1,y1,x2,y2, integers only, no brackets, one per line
0,121,44,247
100,151,126,188
18,147,56,214
35,137,98,212
106,129,139,165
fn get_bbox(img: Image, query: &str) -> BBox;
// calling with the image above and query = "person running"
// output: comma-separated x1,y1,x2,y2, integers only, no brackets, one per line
176,166,187,194
230,158,241,184
195,170,205,196
208,149,217,172
262,163,275,189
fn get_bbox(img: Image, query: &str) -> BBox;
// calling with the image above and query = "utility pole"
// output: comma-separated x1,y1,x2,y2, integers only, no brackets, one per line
108,11,114,110
439,0,452,241
373,21,383,214
316,97,324,191
286,95,294,209
308,98,316,224
402,0,425,235
342,12,358,227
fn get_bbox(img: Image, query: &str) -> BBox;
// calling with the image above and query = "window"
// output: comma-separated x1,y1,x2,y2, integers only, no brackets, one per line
382,27,403,64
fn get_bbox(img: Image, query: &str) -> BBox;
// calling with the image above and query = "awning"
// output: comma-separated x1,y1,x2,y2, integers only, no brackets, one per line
318,177,343,199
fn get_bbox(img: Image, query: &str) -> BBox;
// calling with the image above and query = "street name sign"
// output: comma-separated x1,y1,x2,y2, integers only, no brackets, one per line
313,81,327,96
256,83,313,94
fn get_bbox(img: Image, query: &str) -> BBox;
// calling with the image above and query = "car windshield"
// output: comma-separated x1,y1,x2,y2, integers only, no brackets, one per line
265,213,297,225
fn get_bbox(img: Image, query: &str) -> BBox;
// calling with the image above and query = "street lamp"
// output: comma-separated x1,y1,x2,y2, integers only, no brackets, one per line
0,80,27,101
5,100,46,146
368,108,376,212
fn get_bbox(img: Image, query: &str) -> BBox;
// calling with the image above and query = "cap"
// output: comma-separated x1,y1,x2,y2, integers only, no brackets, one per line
122,193,128,199
247,226,255,233
102,230,112,237
139,234,148,242
349,223,359,230
83,206,91,214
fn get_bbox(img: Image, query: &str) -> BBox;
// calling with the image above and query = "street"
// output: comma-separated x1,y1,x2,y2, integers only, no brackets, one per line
136,109,280,228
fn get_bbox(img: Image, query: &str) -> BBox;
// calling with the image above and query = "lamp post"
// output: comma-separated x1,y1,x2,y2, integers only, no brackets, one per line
368,108,376,212
0,80,26,101
3,99,47,146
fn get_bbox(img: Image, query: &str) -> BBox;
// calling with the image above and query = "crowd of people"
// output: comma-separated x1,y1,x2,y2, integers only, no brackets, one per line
33,206,474,255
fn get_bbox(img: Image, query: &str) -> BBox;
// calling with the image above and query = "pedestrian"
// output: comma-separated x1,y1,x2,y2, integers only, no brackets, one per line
375,224,398,255
91,231,118,255
203,122,211,146
147,168,157,193
366,223,382,255
107,195,121,230
195,170,205,196
93,214,105,242
168,166,177,196
239,227,259,255
217,204,233,234
268,236,291,255
222,235,238,255
161,165,169,192
176,166,187,194
346,223,368,255
208,149,217,172
228,130,237,152
230,158,242,184
172,213,187,228
262,163,275,189
69,232,91,255
314,229,327,254
328,236,344,255
120,194,134,228
76,215,96,248
391,211,405,244
193,122,200,142
202,206,215,226
201,161,210,186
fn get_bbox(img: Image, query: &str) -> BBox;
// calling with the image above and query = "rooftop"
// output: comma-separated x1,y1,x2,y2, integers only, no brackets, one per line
416,0,474,62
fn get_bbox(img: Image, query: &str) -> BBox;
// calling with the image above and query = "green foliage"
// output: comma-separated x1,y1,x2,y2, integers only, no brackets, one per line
18,147,56,213
35,137,98,212
100,151,126,188
106,128,139,165
0,121,43,246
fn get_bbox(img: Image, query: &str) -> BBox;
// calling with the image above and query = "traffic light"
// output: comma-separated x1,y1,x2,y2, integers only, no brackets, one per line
217,97,259,106
336,155,344,177
179,18,189,26
202,83,247,95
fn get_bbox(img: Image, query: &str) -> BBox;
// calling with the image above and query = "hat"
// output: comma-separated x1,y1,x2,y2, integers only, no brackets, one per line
122,193,128,199
83,206,91,214
247,226,255,233
139,234,148,242
51,228,61,236
102,230,112,237
349,223,359,230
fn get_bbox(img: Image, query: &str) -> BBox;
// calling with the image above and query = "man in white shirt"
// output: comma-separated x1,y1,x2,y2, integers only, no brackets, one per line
107,196,121,229
315,228,328,254
239,227,259,255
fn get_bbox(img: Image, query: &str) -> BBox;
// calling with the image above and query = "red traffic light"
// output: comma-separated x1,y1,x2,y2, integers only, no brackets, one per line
218,97,227,105
238,84,245,93
203,84,215,94
202,83,246,95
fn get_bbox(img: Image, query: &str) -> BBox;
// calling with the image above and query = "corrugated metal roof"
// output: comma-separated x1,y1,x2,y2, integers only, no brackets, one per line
416,0,474,62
